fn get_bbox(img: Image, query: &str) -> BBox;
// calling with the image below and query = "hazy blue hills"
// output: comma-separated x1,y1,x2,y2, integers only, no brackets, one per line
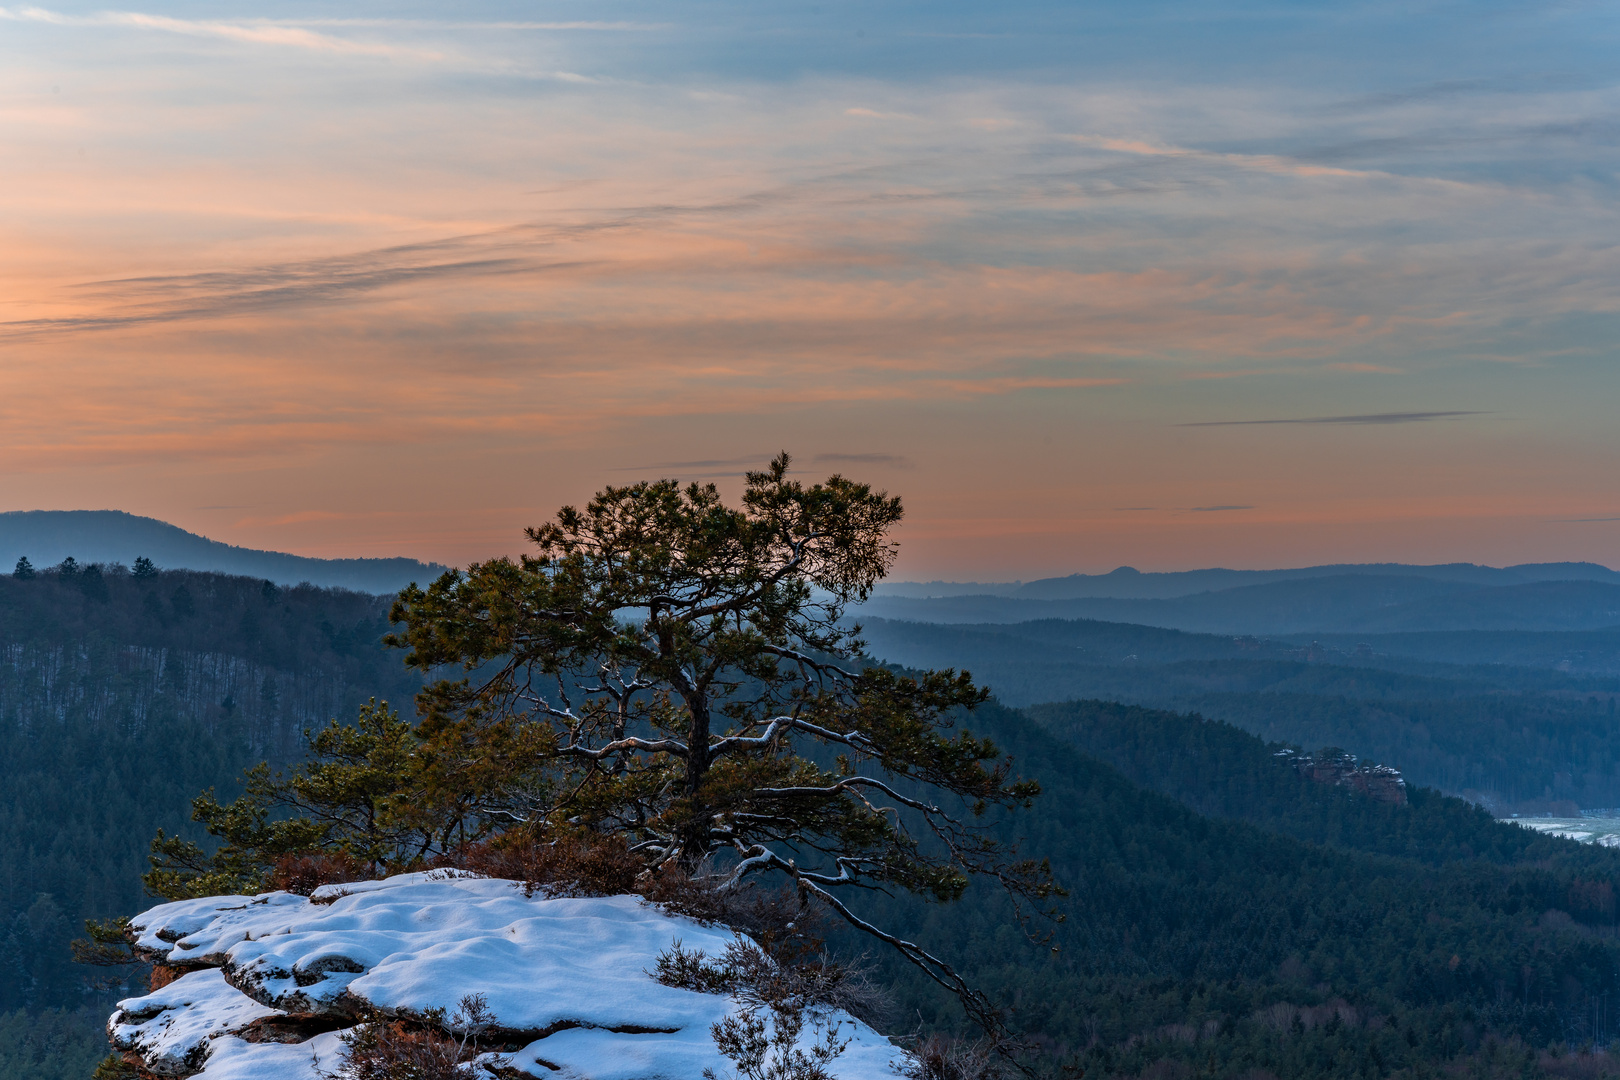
857,616,1620,700
0,510,449,594
1294,626,1620,672
1023,697,1615,869
9,510,1614,629
858,615,1620,812
860,568,1620,633
878,560,1620,601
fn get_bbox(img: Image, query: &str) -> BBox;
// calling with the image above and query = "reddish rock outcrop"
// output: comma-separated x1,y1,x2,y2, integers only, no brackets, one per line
1276,748,1407,806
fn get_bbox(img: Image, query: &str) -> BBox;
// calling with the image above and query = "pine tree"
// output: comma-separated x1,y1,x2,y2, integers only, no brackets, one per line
146,702,428,898
10,557,33,581
148,453,1057,1038
131,557,158,580
78,564,109,604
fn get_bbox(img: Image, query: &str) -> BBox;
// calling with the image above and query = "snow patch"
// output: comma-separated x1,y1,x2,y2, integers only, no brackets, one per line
111,968,282,1076
186,1031,350,1080
118,873,906,1079
131,891,310,968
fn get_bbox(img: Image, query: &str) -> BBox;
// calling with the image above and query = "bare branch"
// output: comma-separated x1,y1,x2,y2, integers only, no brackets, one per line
558,736,690,759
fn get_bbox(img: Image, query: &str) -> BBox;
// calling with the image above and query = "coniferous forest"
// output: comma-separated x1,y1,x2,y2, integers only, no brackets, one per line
859,616,1620,814
0,563,421,1078
11,559,1620,1078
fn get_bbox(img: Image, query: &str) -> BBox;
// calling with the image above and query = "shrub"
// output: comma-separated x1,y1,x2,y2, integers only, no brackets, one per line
325,995,503,1080
896,1034,1012,1080
436,833,642,898
652,937,891,1029
270,852,374,897
706,1004,850,1080
674,938,863,1080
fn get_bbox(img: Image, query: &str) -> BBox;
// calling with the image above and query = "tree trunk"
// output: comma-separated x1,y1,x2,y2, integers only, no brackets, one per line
677,689,711,871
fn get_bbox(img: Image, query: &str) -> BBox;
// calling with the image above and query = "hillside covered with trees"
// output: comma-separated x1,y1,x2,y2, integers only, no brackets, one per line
0,511,447,594
12,529,1620,1078
0,560,422,1076
852,700,1620,1079
861,616,1620,814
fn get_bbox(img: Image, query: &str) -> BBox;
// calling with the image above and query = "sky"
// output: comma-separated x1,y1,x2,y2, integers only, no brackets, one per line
1,0,1618,579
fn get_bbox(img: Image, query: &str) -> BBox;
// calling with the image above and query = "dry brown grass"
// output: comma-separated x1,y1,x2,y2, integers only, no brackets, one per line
324,995,503,1080
435,833,832,962
269,852,373,896
433,833,644,898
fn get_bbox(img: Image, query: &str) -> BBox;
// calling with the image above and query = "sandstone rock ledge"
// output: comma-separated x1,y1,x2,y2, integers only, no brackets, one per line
112,871,904,1080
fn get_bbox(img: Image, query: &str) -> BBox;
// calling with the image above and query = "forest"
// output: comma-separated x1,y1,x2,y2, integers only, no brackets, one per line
10,561,1620,1078
860,616,1620,813
0,563,422,1079
854,699,1620,1079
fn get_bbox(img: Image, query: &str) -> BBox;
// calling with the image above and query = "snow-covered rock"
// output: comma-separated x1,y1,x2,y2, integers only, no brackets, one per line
114,871,905,1080
162,1031,351,1080
110,968,281,1075
130,891,308,970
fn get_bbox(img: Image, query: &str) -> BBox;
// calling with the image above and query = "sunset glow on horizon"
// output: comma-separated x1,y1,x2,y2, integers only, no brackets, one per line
2,1,1618,579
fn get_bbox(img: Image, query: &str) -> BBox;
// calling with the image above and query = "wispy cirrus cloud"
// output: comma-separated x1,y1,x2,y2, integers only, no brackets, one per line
1181,369,1271,381
1325,363,1404,374
0,251,558,339
1182,412,1485,427
1062,133,1402,184
815,453,912,467
0,6,440,57
610,456,777,474
270,18,666,32
845,107,918,121
1320,79,1503,114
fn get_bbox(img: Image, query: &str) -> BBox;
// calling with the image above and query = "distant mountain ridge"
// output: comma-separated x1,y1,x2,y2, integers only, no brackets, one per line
879,560,1620,601
0,510,449,594
861,567,1620,634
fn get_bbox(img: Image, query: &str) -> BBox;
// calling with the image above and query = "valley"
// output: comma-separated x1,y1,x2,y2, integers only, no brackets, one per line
6,541,1620,1078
